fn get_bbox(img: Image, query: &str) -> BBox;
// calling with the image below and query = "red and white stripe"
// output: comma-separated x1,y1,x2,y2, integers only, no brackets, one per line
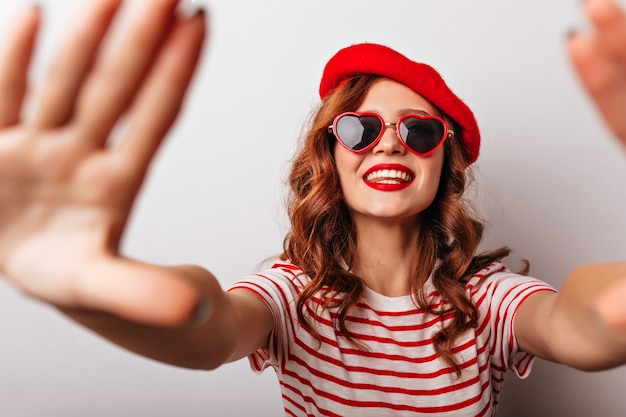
229,261,555,417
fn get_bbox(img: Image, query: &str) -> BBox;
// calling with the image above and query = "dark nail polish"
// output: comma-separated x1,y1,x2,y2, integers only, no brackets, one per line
566,28,579,39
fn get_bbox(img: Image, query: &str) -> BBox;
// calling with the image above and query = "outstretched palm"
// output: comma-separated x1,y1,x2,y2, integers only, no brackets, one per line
569,0,626,331
0,0,206,325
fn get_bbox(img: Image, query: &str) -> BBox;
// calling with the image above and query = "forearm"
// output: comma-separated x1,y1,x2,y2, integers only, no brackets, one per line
61,264,239,370
551,262,626,370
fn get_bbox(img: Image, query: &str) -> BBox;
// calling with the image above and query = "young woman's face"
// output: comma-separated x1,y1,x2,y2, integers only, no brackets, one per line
334,78,446,224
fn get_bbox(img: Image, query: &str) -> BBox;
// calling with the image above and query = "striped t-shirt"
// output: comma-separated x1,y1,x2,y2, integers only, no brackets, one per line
229,260,555,416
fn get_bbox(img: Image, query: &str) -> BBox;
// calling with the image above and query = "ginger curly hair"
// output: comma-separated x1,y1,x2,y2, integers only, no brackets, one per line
282,75,510,373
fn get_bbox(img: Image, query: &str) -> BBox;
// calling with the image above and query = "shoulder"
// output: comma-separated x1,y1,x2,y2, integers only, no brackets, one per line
464,261,556,310
259,259,310,287
465,261,509,290
228,258,311,302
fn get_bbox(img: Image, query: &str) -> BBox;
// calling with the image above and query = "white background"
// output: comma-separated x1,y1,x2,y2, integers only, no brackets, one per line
0,0,625,416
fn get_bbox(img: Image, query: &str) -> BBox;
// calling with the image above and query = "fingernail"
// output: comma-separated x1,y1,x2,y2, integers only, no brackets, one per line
27,3,42,15
179,1,207,19
566,28,579,39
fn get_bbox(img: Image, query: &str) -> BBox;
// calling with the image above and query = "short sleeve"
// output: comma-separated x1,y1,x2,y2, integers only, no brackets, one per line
466,262,557,379
227,262,304,374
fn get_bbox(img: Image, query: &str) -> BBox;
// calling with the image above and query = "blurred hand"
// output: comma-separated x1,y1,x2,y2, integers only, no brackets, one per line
569,0,626,334
0,0,207,325
570,0,626,144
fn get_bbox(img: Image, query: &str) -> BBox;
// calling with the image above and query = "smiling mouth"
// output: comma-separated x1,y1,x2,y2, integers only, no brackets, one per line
365,169,414,184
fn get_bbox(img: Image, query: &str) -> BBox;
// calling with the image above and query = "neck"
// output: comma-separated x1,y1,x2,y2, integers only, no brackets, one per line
349,214,422,297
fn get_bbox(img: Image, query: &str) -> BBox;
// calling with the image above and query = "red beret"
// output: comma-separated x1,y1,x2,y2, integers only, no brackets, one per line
319,43,480,164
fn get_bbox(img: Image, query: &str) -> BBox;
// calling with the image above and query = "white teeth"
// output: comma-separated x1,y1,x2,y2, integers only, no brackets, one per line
366,169,413,183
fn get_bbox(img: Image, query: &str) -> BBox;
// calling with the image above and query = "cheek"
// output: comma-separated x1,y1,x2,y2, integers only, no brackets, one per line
333,145,363,180
418,153,445,193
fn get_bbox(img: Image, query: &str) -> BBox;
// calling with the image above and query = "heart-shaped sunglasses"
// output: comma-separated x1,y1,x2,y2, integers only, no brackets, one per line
328,112,454,157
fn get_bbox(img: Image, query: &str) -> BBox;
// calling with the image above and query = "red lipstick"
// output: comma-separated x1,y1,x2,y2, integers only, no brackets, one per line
363,164,415,192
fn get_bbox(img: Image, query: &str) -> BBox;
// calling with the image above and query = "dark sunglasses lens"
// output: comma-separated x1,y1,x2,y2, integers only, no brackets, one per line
399,117,445,154
336,115,382,151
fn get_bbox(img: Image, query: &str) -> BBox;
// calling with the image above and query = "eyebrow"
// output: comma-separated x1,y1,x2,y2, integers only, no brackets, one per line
358,108,434,117
397,108,432,117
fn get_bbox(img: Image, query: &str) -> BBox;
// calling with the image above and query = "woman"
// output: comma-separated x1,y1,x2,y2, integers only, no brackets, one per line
0,0,625,416
228,44,556,415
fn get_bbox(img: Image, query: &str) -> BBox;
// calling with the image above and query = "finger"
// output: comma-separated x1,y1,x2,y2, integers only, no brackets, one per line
75,256,200,326
32,0,123,128
585,0,626,67
117,11,207,172
569,33,626,142
73,0,181,148
0,6,41,128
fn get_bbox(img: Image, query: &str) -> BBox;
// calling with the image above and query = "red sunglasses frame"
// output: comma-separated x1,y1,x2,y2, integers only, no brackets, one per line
329,112,454,157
